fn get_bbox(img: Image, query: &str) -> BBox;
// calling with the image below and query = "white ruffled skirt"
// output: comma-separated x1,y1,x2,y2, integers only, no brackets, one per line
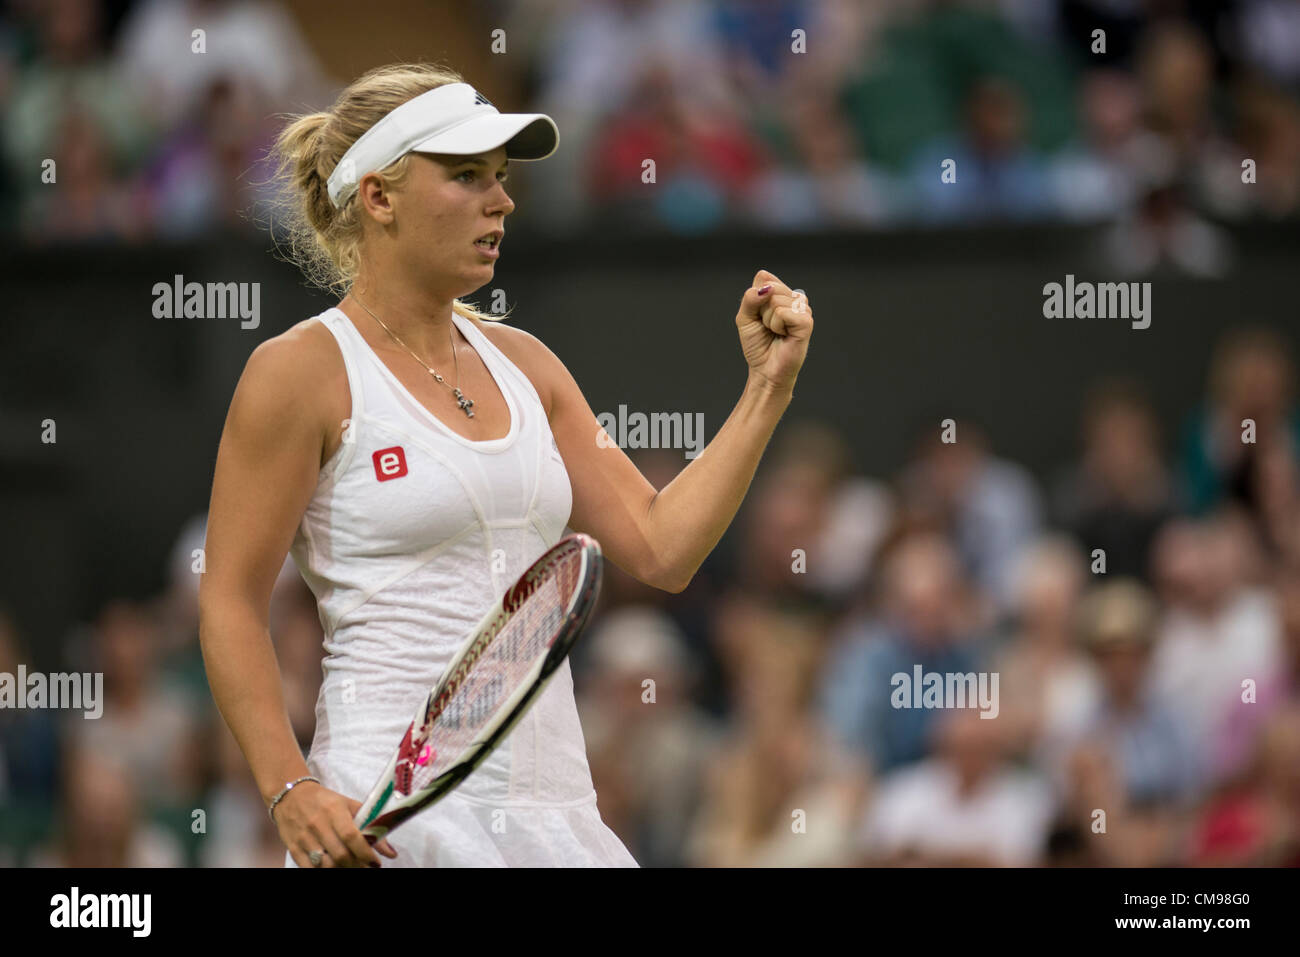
283,752,638,868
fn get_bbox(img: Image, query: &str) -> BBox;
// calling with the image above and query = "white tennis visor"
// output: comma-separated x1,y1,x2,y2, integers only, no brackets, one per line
325,83,559,208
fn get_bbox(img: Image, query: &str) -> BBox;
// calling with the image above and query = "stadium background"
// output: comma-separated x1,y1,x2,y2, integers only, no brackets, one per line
2,0,1299,866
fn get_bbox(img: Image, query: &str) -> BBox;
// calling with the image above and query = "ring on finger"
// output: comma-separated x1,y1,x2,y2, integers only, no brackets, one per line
308,849,326,867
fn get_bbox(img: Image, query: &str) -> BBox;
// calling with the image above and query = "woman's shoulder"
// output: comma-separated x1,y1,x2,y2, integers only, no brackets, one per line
248,315,347,388
238,314,349,440
252,311,339,356
470,316,558,418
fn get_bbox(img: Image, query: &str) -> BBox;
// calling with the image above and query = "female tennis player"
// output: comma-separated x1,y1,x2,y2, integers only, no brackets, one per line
198,62,813,868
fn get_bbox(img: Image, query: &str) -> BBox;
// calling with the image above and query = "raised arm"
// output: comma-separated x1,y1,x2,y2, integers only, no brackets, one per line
531,270,813,593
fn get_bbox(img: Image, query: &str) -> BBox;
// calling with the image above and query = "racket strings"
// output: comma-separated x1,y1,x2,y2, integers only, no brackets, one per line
402,549,583,793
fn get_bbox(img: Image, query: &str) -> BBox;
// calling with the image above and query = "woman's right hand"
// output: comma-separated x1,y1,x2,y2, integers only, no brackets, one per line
273,781,400,868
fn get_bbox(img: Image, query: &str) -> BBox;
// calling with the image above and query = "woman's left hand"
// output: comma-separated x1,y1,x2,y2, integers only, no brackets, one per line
734,269,814,396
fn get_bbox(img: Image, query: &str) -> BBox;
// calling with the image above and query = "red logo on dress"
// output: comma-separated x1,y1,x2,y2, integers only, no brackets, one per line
372,446,408,481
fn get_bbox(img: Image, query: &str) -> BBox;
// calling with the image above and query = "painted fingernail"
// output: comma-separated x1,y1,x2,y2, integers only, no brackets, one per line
758,284,772,295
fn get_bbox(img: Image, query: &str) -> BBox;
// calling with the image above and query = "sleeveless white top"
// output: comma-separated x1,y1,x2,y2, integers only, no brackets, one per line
285,306,636,867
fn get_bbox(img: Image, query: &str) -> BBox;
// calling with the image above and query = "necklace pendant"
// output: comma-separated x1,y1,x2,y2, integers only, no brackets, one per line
454,389,475,418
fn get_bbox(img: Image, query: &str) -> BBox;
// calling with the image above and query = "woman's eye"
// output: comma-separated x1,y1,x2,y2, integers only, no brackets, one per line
456,169,507,184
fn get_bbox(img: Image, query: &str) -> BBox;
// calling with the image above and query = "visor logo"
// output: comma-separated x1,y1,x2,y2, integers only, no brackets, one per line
473,90,494,108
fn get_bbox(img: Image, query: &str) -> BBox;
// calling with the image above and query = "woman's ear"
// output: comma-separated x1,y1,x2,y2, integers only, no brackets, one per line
357,174,396,226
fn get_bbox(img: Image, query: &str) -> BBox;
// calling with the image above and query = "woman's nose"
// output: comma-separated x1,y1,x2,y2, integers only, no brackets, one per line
489,182,515,215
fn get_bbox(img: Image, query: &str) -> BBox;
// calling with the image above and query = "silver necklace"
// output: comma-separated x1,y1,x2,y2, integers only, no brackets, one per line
351,296,475,418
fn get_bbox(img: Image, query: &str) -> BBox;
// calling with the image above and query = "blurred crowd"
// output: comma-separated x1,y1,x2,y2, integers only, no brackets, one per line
4,0,1300,869
3,322,1299,867
2,0,1299,249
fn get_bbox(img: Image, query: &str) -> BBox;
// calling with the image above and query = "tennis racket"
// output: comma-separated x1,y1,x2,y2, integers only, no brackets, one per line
353,532,604,841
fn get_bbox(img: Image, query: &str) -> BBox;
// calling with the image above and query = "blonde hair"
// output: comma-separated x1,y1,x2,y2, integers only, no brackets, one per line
269,61,507,322
1075,579,1159,650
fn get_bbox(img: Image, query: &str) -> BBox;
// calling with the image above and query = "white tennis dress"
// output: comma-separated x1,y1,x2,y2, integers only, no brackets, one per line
284,306,637,867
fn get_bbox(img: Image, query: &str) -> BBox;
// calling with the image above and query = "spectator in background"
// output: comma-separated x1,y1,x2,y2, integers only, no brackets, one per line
992,536,1101,779
711,0,810,88
67,598,205,810
585,59,768,233
1138,20,1219,163
1053,738,1187,867
726,420,891,613
1191,702,1300,866
728,452,840,606
687,603,864,866
1099,140,1235,276
898,419,1043,618
576,606,720,868
1211,566,1300,794
858,706,1055,867
742,73,897,229
1149,512,1284,788
20,103,144,241
1099,21,1238,276
906,76,1054,224
138,74,281,238
1053,579,1199,865
819,532,989,776
1048,69,1148,221
1077,579,1201,807
709,0,870,111
1053,378,1178,581
523,0,732,230
1200,81,1300,221
530,0,733,132
2,0,149,238
114,0,332,134
1180,326,1300,521
1237,84,1300,219
787,424,894,610
30,748,183,867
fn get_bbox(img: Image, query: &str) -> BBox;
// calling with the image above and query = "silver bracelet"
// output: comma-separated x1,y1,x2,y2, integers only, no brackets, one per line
268,775,320,823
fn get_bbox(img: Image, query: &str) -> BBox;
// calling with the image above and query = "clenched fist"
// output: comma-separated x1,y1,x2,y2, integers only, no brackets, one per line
735,269,814,396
